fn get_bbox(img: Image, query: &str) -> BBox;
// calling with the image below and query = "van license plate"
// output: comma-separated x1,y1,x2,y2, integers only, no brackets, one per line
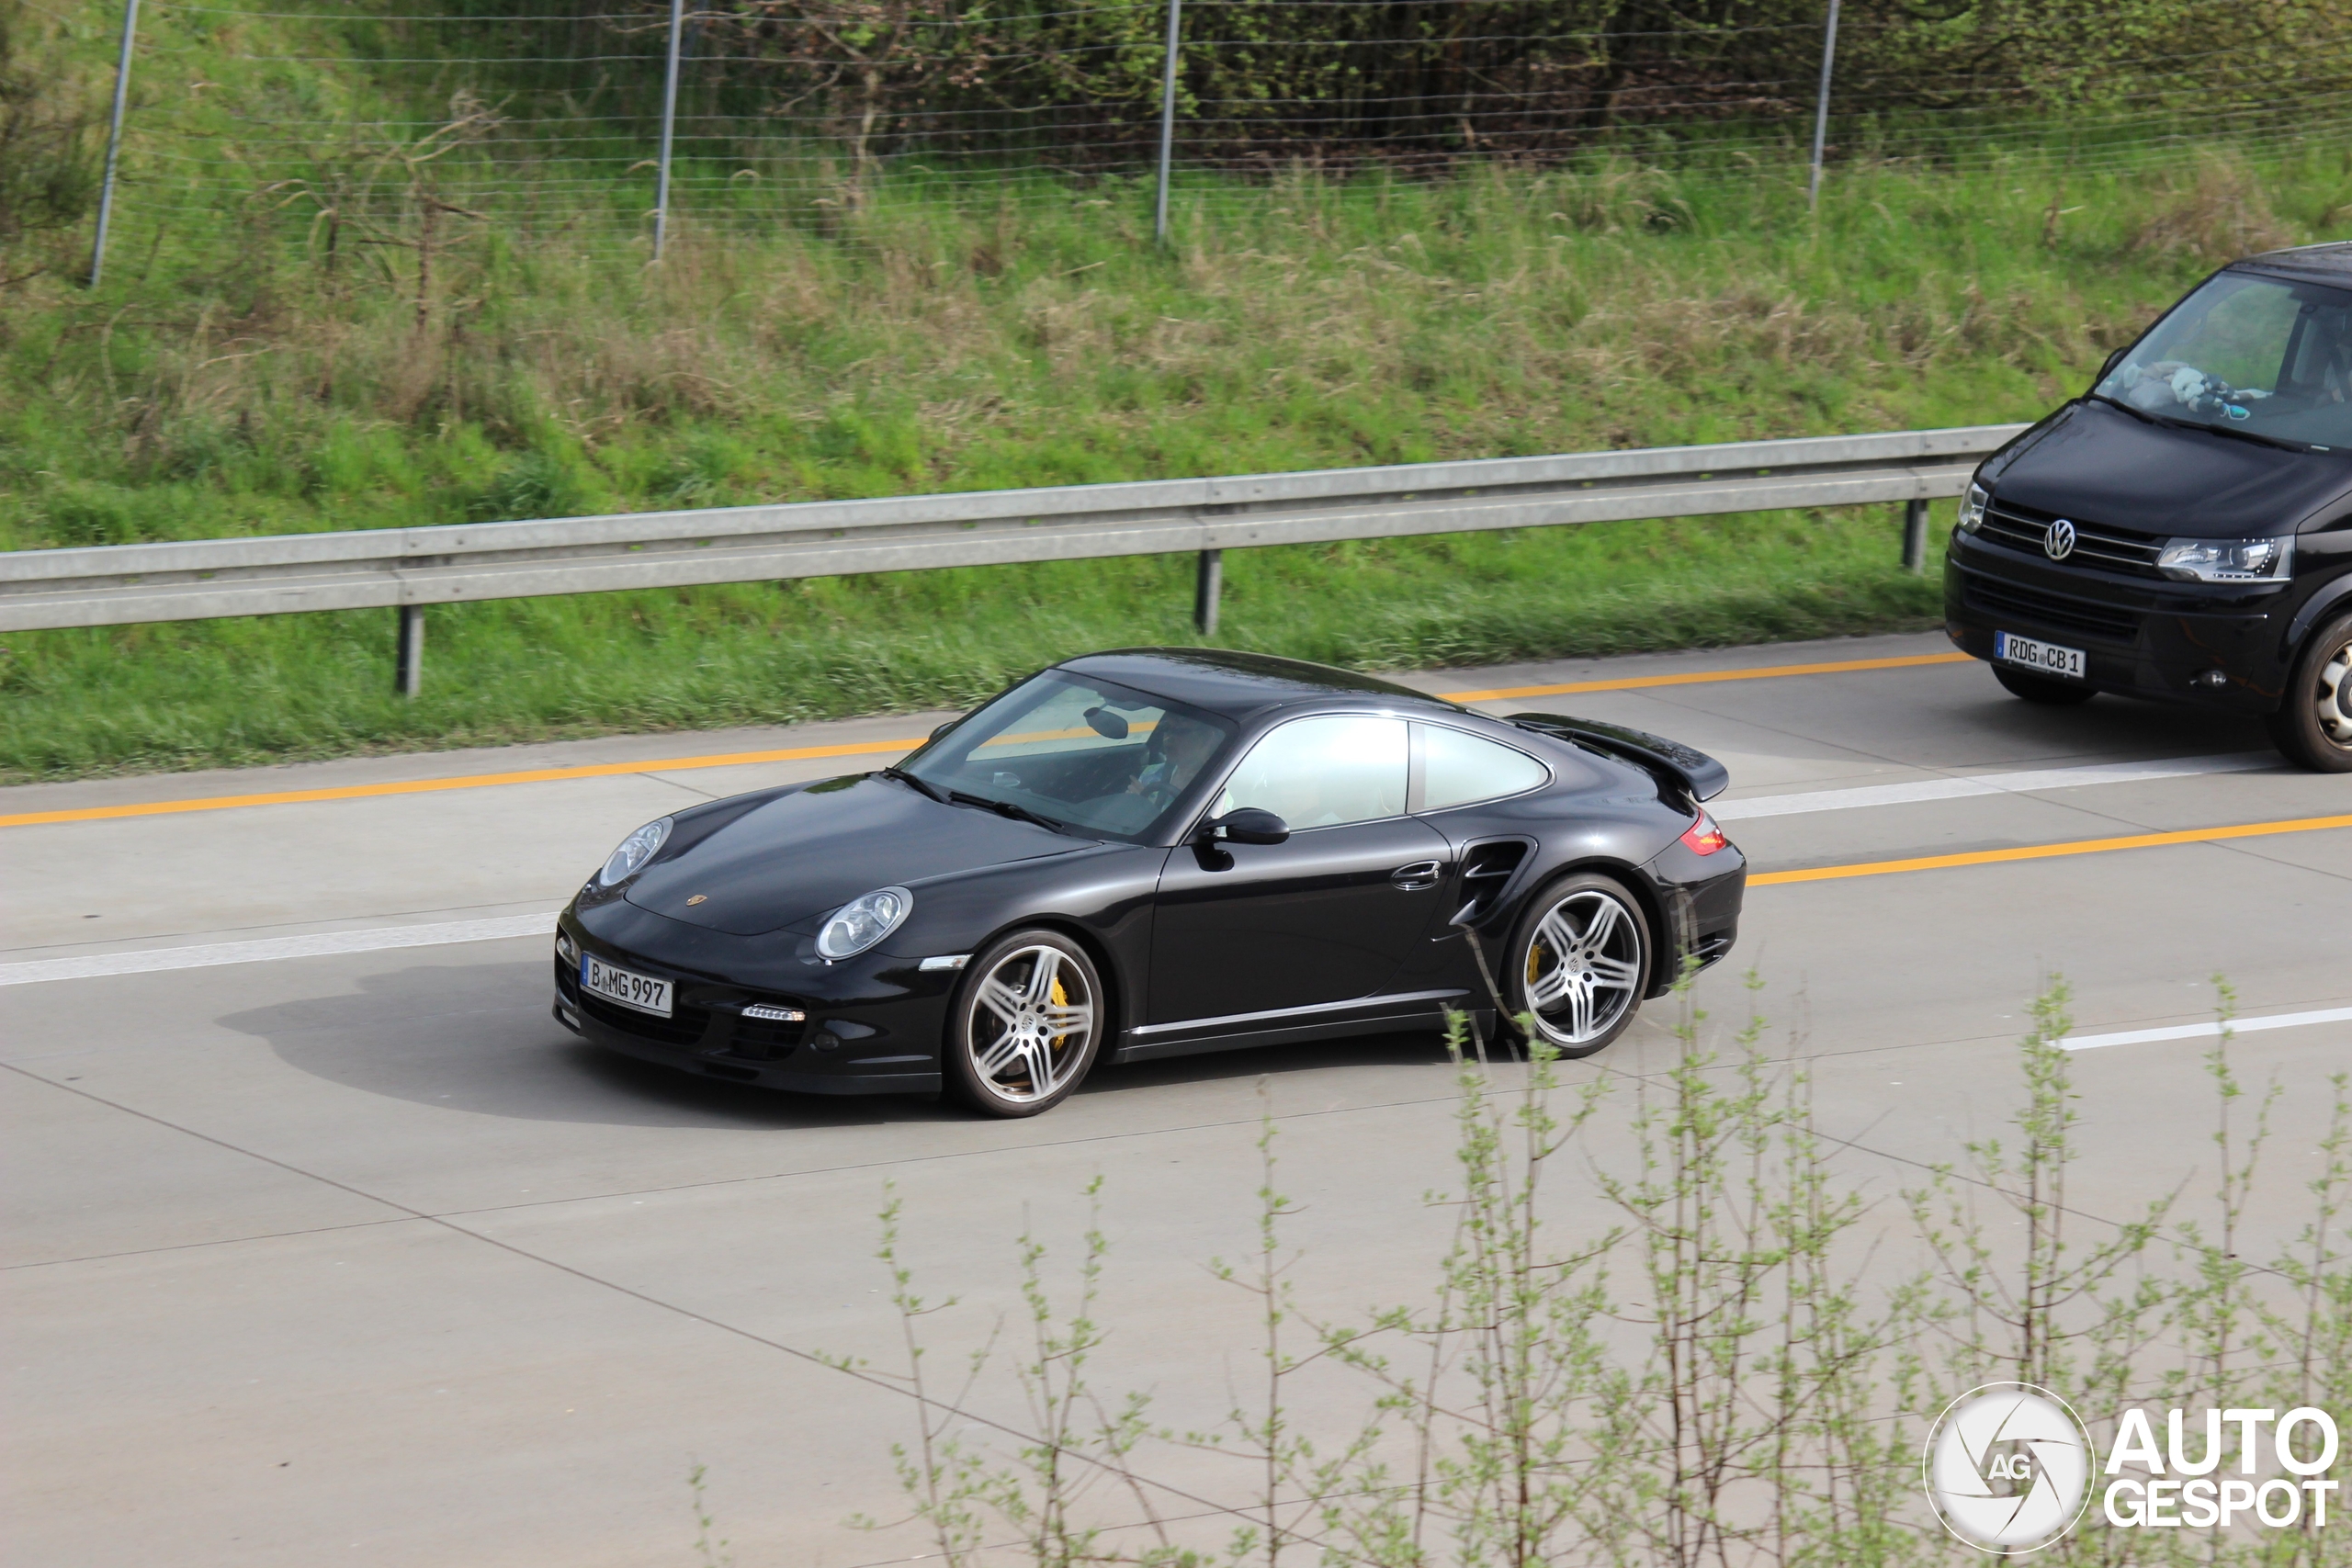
582,954,673,1017
1995,631,2086,681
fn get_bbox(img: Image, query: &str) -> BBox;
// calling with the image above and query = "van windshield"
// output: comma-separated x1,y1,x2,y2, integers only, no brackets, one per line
2095,272,2352,450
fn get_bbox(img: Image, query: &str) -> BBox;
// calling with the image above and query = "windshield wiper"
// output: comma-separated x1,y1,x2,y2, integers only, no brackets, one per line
881,765,945,803
2151,412,2310,454
949,790,1065,832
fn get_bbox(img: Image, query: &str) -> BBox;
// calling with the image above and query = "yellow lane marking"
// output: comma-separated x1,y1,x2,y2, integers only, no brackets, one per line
1437,651,1971,704
3,649,1969,829
0,739,930,829
1750,813,2352,886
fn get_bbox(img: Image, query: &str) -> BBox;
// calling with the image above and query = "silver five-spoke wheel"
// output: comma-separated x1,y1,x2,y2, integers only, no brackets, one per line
1508,874,1649,1057
949,931,1102,1116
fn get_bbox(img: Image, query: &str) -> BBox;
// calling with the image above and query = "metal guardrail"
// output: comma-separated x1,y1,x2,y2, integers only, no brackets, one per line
0,423,2024,690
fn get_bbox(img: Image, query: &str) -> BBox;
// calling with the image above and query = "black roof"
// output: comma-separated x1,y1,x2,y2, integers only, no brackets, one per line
1058,648,1462,719
2235,242,2352,284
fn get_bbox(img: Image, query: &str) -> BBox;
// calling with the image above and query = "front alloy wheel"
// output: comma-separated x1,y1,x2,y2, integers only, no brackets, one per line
2264,609,2352,773
1506,874,1650,1058
946,930,1102,1116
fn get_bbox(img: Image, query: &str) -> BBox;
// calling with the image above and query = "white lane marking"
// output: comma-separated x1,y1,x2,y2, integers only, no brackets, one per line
1713,751,2276,821
0,912,557,987
2063,1006,2352,1052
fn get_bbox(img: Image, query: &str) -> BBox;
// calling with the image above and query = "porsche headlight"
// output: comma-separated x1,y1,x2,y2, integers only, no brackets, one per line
2156,536,2293,583
817,886,913,960
1955,483,1989,536
597,817,673,886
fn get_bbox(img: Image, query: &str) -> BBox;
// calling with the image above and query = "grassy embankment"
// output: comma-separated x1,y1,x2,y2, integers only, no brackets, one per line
6,3,2350,779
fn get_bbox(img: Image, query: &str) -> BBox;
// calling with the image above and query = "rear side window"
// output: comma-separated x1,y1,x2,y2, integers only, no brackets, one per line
1418,724,1549,810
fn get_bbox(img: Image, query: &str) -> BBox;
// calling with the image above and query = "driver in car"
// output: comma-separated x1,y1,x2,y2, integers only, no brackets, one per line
1126,713,1224,811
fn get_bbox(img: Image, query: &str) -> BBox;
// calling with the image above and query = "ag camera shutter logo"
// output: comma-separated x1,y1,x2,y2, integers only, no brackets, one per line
1924,1382,2094,1554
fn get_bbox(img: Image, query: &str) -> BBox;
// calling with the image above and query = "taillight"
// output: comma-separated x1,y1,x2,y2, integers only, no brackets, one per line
1679,811,1728,855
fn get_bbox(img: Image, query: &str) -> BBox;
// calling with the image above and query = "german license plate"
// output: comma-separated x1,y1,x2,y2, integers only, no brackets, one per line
1995,631,2086,681
582,953,672,1017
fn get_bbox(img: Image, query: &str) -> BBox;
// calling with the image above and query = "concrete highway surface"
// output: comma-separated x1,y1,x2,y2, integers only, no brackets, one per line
6,630,2346,1566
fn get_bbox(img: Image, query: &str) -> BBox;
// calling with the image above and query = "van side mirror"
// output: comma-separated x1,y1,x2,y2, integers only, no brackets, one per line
930,719,958,742
1201,807,1289,845
2097,346,2126,383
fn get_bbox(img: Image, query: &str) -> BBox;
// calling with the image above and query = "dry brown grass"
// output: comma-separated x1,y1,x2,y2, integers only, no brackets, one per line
2132,154,2297,263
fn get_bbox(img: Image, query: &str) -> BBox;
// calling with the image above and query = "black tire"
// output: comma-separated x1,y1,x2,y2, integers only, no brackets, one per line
1502,872,1652,1059
2262,609,2352,773
944,928,1106,1117
1993,663,2097,705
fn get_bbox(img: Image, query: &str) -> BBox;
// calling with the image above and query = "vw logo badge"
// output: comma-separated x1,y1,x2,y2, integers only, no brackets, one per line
2044,519,2077,560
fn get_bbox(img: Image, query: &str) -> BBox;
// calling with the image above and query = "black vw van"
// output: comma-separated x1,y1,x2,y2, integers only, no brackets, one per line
1944,241,2352,771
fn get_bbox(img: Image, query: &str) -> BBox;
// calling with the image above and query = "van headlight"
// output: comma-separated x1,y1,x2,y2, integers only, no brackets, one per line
817,886,913,960
597,817,673,886
2156,536,2293,583
1955,483,1989,536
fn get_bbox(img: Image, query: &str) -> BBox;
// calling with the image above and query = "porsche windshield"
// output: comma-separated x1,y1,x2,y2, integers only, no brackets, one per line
2096,271,2352,449
902,672,1236,841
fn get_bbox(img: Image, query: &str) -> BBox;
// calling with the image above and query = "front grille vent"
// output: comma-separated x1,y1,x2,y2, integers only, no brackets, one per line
577,990,713,1048
1980,504,2164,576
1965,579,2142,644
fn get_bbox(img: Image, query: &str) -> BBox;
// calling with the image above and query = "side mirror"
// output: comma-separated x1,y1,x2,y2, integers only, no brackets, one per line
930,719,958,742
1203,807,1289,846
2097,346,2126,384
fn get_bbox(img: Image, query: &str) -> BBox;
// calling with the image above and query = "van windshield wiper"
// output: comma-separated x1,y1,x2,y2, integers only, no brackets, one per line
2148,412,2310,453
881,766,944,803
949,790,1065,832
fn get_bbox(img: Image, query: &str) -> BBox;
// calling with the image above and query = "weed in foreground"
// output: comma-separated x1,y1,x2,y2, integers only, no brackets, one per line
779,975,2350,1567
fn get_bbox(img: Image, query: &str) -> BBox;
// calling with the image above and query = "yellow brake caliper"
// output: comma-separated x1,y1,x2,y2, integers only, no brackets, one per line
1049,976,1069,1055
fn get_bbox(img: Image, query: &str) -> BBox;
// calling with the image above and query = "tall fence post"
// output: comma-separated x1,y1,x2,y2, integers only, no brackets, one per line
652,0,684,259
395,605,425,697
1154,0,1183,246
1806,0,1840,210
1903,498,1930,573
86,0,142,289
1193,548,1221,636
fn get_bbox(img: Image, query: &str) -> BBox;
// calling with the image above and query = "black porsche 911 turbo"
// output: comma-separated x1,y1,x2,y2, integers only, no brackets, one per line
553,649,1746,1117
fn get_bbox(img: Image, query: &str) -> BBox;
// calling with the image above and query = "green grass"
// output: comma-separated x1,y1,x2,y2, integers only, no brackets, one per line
7,47,2352,781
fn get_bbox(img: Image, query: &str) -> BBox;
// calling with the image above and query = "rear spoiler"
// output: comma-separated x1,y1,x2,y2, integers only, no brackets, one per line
1508,713,1730,803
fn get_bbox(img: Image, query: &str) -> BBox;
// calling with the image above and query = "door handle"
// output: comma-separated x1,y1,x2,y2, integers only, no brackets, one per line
1390,860,1442,891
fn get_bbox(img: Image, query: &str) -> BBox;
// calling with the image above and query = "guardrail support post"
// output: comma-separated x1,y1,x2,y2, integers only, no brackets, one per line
1902,497,1929,573
395,604,424,697
1193,548,1221,637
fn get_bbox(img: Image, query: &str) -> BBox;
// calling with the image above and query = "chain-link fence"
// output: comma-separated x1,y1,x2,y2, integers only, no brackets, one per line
53,0,2352,278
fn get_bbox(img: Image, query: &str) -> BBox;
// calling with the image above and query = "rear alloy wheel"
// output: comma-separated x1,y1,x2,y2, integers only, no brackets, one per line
1993,663,2097,705
946,929,1103,1117
1505,873,1650,1059
2264,610,2352,773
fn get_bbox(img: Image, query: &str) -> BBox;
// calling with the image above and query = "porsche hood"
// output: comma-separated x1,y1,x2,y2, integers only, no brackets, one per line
622,774,1083,936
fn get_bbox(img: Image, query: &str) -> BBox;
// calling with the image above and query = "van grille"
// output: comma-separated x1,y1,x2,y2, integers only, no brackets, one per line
1965,579,2142,644
1980,504,2164,576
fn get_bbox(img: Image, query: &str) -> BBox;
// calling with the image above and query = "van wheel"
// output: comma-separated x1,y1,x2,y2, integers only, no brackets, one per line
1993,664,2097,705
2263,610,2352,773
